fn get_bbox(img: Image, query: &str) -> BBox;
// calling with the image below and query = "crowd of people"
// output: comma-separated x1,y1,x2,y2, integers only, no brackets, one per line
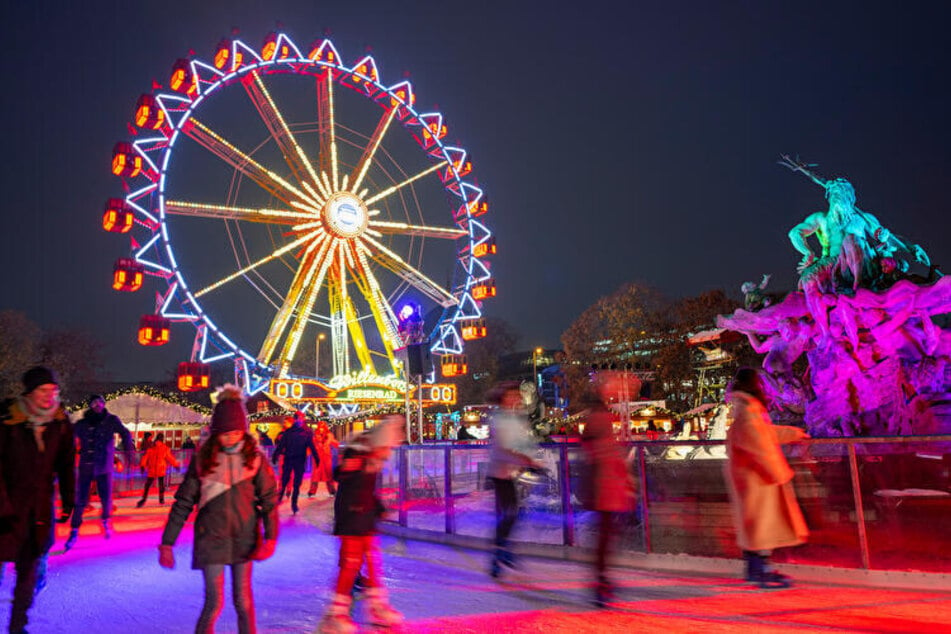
0,364,810,632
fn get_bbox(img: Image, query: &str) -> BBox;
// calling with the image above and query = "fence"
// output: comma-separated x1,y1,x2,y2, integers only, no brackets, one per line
378,436,951,574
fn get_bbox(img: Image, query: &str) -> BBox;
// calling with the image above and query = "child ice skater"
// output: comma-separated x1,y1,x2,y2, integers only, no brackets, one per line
318,415,404,633
137,432,180,507
158,385,279,633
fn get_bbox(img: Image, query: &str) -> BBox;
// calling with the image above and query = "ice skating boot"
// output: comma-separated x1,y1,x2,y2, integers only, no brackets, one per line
64,529,79,551
317,594,356,634
135,498,145,508
365,587,403,628
102,519,112,539
593,575,614,608
746,552,791,589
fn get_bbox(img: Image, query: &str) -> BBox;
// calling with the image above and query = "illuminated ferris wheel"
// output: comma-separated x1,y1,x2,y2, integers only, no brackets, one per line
104,31,495,393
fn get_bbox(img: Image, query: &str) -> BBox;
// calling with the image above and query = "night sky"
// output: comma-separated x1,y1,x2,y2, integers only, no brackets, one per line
2,1,950,382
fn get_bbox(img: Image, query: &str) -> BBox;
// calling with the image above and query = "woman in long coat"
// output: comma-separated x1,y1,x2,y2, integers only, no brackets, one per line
724,367,809,588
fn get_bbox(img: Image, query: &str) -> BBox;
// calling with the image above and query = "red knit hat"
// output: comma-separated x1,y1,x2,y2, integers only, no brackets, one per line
210,385,248,434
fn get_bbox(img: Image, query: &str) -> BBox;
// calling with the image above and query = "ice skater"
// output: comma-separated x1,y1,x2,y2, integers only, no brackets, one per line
159,385,279,634
137,432,180,507
308,421,339,497
272,410,318,514
318,416,404,633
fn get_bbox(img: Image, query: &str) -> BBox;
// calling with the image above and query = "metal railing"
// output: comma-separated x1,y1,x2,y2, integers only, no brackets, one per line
379,436,951,573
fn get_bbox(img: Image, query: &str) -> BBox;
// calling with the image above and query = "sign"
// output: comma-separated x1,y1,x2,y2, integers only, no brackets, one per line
268,378,456,406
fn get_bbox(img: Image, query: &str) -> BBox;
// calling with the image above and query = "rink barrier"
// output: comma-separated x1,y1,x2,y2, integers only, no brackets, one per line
377,436,951,577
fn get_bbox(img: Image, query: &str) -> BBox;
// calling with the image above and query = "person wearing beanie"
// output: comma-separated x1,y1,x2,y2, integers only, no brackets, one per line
0,366,76,633
317,415,405,633
159,385,279,634
66,394,135,549
271,410,318,514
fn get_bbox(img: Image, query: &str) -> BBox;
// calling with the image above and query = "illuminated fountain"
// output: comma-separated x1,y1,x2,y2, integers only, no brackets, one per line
719,157,951,437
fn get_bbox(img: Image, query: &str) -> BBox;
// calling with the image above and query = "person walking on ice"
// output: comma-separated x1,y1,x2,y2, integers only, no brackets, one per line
137,432,179,507
158,385,279,634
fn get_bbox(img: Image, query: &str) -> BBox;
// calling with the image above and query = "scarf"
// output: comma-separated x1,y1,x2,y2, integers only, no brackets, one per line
17,396,59,452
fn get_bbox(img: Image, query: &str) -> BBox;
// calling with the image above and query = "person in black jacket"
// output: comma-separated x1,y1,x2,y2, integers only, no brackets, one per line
0,366,75,634
317,416,404,633
271,411,318,514
66,394,134,549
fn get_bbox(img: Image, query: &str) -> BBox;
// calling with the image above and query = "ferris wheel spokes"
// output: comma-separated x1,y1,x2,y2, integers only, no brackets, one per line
183,118,316,207
194,229,322,298
364,162,447,206
360,236,457,307
350,106,399,194
164,200,313,224
242,71,323,188
366,219,467,239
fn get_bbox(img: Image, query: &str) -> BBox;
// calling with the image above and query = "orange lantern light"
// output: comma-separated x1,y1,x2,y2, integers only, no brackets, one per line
169,58,197,95
471,279,496,301
213,38,233,70
308,39,338,65
441,354,468,377
177,362,211,391
138,314,171,346
261,32,290,61
113,258,144,292
111,142,142,178
134,94,166,130
472,238,496,259
102,198,135,233
459,318,487,341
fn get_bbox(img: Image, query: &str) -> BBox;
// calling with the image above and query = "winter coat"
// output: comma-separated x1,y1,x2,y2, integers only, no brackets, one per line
162,441,279,569
0,398,76,561
580,405,636,512
74,408,134,476
312,433,339,482
724,391,809,552
487,410,536,481
272,423,318,467
333,438,386,536
140,441,180,478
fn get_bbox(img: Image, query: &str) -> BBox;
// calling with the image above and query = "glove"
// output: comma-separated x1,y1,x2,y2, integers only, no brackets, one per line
57,509,73,524
250,538,276,561
158,544,175,569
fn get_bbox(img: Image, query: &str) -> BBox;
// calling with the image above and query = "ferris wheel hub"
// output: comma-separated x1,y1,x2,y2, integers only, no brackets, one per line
323,191,369,238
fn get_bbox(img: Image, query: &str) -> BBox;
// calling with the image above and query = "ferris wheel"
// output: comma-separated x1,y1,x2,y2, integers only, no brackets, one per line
104,31,495,393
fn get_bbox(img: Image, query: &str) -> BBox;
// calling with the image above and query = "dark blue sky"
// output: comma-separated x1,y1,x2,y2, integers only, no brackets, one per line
2,1,950,381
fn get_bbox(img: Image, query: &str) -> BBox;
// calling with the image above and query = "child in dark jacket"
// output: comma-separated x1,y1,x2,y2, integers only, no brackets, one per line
318,415,404,633
158,385,279,634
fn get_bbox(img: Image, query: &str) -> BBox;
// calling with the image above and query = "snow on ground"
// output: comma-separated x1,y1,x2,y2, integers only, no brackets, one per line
4,492,951,633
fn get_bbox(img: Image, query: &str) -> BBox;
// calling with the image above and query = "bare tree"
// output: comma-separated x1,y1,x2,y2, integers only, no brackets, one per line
0,310,41,397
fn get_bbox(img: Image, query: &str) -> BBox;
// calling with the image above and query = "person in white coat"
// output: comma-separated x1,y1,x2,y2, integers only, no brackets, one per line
724,367,809,588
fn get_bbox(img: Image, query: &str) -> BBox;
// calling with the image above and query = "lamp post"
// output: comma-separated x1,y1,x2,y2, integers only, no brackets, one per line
533,347,543,388
315,332,326,378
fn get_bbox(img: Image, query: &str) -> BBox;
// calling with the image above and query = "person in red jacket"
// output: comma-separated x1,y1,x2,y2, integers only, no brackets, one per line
581,371,637,608
308,421,339,497
158,385,279,634
137,432,180,507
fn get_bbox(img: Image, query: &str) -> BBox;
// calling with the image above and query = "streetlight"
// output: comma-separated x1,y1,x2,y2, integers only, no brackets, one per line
315,333,326,378
533,347,543,388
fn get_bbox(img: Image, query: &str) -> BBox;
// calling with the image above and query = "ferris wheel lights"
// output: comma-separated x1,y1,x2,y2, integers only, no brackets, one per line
134,95,166,130
459,318,487,341
213,38,232,69
308,39,341,66
472,237,497,259
471,279,496,301
111,142,142,178
138,315,171,346
440,354,468,377
385,81,415,109
351,55,380,84
177,362,211,391
169,59,197,96
261,32,294,62
102,199,135,233
112,258,144,292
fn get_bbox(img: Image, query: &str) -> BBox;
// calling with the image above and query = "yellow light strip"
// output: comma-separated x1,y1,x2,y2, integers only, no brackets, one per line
367,219,467,239
351,106,398,193
289,200,320,214
276,237,338,366
195,230,319,298
327,74,339,191
252,72,323,186
352,242,401,353
365,161,447,205
361,235,456,305
189,119,313,204
302,181,326,206
320,171,334,198
165,200,313,224
292,220,323,231
258,239,325,364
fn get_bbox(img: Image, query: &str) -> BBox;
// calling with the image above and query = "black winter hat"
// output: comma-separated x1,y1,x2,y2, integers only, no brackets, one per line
210,385,248,435
22,366,58,395
88,394,105,405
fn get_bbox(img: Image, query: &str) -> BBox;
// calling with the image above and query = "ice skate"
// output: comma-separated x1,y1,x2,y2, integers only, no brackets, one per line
365,587,403,628
102,519,112,539
317,594,357,634
63,529,79,551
